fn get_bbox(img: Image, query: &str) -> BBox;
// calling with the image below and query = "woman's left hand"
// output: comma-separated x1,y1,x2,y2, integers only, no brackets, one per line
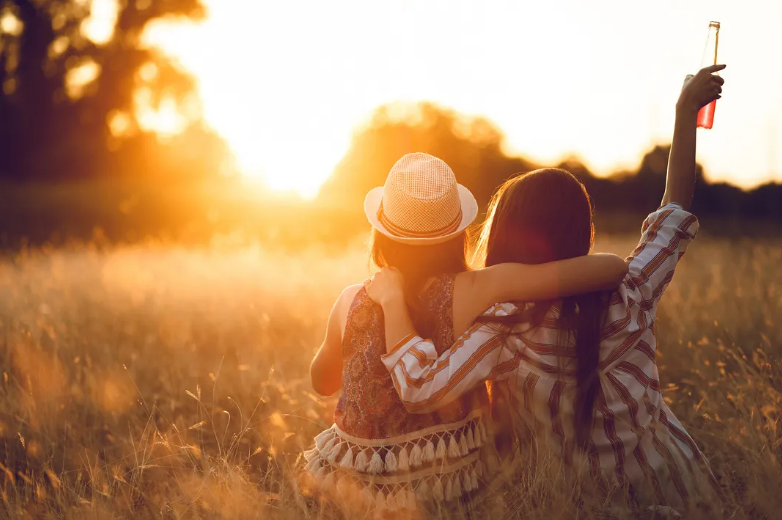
364,267,406,306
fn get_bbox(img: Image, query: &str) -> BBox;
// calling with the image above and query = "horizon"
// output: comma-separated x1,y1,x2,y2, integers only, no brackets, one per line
137,0,782,197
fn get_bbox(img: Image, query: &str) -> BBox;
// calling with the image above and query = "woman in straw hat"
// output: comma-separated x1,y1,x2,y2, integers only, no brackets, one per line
363,66,726,516
304,152,628,516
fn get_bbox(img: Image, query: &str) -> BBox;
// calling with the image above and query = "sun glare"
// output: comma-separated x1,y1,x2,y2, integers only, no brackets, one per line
0,9,23,36
139,0,782,196
81,0,118,45
65,59,101,99
142,8,360,198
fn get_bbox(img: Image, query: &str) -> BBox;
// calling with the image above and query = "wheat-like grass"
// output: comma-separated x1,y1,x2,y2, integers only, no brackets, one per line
0,234,779,519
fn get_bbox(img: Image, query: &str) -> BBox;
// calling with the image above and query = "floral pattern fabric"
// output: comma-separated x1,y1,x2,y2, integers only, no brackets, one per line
335,274,488,440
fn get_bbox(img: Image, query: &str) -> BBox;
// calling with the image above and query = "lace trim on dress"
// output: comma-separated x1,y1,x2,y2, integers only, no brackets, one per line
303,413,500,513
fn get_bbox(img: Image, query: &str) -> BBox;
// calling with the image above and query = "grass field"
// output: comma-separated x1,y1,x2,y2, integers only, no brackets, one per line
0,233,780,519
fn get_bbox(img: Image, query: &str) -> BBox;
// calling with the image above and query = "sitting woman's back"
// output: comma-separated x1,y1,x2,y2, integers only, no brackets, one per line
306,153,499,515
335,274,481,438
305,275,496,513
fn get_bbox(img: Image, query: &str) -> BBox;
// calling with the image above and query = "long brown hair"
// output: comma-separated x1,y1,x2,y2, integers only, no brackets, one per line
369,229,469,315
474,168,605,447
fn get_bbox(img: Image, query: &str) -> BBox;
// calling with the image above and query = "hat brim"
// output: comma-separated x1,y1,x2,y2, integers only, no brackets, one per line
363,184,479,245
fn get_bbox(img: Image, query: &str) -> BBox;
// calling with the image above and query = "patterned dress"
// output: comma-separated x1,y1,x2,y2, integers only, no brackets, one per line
304,274,496,514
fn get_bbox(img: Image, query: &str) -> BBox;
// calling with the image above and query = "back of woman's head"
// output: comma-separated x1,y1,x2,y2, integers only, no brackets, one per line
370,229,468,300
475,168,594,268
475,168,602,448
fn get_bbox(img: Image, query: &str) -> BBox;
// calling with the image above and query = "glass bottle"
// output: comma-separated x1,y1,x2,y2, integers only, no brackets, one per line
697,21,720,129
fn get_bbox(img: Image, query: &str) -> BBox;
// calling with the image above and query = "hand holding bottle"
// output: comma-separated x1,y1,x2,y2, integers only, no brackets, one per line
693,21,721,128
678,64,725,117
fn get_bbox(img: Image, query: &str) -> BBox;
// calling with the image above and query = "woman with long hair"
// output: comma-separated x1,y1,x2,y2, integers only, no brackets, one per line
305,152,627,515
365,65,726,513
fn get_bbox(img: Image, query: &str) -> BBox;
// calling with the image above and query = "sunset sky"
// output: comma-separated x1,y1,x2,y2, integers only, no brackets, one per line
140,0,782,197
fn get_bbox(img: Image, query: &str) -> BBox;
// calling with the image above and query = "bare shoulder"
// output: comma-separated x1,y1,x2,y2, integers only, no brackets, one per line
454,270,480,296
452,271,487,337
336,284,363,315
455,268,497,302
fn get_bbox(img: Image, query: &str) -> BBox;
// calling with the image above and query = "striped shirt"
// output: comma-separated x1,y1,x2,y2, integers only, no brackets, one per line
381,203,720,510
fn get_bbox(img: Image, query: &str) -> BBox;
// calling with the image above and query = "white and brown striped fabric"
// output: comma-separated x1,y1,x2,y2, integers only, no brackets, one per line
381,203,720,511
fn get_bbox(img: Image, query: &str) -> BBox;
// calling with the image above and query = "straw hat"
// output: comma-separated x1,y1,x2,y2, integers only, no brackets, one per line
364,153,478,245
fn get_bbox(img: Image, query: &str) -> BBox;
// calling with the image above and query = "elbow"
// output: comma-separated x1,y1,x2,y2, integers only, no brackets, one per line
604,256,629,289
313,384,338,397
311,376,338,397
310,378,329,397
310,363,339,397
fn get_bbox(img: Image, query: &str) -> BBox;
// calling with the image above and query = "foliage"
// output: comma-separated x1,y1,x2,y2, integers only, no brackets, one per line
319,102,536,210
322,102,782,223
0,0,228,180
0,236,780,519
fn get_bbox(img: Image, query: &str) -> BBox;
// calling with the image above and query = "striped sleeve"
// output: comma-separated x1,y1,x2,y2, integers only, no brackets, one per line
624,203,699,318
380,323,517,414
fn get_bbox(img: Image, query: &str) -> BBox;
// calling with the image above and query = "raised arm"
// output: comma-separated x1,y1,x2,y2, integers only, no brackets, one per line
624,65,725,316
662,64,725,210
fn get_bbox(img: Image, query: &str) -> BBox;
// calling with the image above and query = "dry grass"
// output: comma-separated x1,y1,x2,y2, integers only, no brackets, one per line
0,233,780,519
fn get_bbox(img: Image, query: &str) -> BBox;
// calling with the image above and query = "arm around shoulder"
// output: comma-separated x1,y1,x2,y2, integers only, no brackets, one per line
471,253,628,309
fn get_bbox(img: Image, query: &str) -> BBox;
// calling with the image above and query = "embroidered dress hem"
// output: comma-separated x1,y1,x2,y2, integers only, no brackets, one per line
304,413,500,513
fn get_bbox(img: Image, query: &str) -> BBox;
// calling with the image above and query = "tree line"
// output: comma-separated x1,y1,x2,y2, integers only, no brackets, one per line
320,103,782,225
1,2,779,233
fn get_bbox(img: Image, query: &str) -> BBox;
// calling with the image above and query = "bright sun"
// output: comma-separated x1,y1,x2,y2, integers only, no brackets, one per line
142,3,371,198
141,0,782,197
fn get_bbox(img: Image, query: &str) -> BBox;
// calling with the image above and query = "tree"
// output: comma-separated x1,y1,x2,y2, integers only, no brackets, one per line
318,102,536,210
0,0,222,180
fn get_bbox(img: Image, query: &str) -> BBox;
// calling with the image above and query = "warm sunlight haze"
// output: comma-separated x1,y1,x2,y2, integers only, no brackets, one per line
139,0,782,196
3,2,782,518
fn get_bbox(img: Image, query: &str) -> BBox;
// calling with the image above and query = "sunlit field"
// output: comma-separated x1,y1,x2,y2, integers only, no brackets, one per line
0,235,780,519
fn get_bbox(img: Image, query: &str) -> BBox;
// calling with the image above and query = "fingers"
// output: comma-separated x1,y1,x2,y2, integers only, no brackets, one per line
684,68,724,106
704,64,727,73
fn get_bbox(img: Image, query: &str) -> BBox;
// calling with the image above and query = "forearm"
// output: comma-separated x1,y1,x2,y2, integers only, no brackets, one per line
481,254,627,305
379,294,417,353
662,104,699,211
381,328,513,413
554,253,628,296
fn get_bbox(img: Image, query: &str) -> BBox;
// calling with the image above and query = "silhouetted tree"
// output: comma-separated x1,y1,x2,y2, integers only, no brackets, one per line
318,102,536,210
0,0,226,180
321,103,782,228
